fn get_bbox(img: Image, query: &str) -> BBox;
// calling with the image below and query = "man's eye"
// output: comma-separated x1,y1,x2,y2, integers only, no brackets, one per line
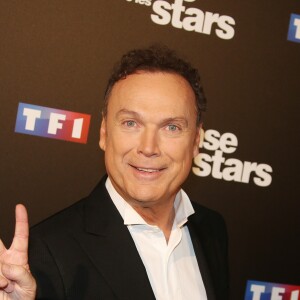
125,120,136,127
167,124,179,131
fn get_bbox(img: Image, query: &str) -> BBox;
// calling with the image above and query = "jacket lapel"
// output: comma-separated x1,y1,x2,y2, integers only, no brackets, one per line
75,178,155,300
188,216,217,300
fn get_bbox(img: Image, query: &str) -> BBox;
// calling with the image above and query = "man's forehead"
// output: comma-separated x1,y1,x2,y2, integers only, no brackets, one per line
111,71,192,91
109,73,194,101
105,72,197,121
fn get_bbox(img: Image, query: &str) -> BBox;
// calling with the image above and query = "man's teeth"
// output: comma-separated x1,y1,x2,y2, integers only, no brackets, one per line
136,167,159,173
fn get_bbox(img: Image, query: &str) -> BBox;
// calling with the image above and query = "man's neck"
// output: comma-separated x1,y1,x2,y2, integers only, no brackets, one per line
132,203,175,243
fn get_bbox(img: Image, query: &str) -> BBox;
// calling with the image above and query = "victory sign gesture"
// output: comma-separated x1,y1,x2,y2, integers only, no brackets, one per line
0,204,36,299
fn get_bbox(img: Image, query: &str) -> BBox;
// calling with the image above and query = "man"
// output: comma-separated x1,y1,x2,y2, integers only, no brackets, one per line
0,45,229,299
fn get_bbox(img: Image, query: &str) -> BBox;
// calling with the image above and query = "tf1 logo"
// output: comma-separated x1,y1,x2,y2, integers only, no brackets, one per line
287,13,300,43
15,102,91,144
245,280,300,300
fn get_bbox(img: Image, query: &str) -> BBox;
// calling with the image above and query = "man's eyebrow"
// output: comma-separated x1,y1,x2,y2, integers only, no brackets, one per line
116,109,140,118
162,117,188,126
116,109,189,126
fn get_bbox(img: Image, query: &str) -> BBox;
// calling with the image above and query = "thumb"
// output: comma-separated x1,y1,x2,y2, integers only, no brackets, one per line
1,263,36,293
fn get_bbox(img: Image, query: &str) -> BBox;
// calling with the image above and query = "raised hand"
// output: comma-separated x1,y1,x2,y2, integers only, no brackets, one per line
0,204,36,299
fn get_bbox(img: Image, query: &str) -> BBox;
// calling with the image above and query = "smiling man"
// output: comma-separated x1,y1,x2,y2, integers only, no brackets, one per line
0,45,229,300
100,71,200,241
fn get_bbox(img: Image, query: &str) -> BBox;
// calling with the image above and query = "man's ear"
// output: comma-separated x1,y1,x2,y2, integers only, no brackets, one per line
99,118,107,151
193,124,202,158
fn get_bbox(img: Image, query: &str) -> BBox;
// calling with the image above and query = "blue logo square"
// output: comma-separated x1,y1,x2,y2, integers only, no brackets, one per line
287,13,300,43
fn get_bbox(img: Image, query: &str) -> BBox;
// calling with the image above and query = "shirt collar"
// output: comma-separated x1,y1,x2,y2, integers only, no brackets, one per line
105,177,195,228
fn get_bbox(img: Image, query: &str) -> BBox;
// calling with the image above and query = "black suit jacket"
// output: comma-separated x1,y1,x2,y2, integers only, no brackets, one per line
29,176,229,300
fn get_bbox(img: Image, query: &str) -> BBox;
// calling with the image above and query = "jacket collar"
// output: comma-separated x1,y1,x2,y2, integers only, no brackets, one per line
79,176,216,300
77,176,156,300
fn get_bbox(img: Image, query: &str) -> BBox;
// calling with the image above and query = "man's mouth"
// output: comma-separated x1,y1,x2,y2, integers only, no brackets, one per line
136,167,160,173
130,165,165,173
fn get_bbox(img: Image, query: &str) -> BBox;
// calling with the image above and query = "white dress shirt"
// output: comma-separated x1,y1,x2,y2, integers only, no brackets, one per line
106,177,207,300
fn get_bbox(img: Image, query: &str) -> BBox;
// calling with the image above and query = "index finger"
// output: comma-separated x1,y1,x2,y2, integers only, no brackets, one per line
11,204,29,256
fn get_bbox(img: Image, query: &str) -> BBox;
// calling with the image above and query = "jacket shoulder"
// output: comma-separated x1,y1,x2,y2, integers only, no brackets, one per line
30,197,86,238
190,202,227,232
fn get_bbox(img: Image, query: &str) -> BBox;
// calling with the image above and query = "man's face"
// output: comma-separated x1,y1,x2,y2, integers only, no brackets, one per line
99,72,200,208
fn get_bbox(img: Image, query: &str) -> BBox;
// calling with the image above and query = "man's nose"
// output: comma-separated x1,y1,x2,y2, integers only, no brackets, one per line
137,128,161,157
